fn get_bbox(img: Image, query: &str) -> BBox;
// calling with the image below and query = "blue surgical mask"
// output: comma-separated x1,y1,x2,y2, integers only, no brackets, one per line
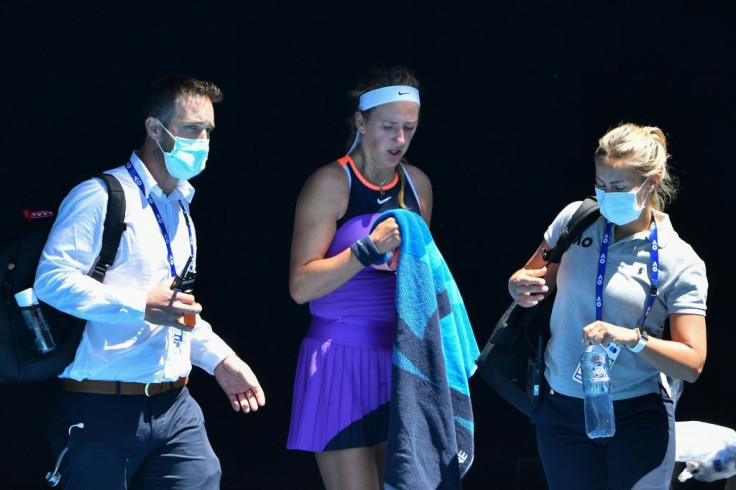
155,119,209,180
594,178,651,226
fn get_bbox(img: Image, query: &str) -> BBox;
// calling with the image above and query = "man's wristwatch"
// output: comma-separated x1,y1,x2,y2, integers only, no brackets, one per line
628,328,650,353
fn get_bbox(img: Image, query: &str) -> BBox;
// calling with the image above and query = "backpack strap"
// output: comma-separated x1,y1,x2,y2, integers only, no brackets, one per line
542,197,600,263
90,174,126,282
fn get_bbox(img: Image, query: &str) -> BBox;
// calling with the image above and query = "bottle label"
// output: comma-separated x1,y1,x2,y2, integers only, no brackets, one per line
591,362,610,382
573,344,619,384
573,360,612,384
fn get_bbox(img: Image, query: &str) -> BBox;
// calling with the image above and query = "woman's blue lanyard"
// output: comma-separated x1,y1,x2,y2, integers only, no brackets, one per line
596,214,659,327
125,162,195,277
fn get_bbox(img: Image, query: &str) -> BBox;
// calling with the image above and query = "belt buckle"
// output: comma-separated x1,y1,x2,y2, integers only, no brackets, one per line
144,383,153,397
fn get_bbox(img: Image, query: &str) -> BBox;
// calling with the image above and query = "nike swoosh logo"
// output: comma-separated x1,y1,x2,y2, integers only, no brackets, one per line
377,196,392,205
398,91,410,95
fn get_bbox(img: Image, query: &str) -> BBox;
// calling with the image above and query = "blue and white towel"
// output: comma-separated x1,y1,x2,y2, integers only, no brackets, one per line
374,209,480,490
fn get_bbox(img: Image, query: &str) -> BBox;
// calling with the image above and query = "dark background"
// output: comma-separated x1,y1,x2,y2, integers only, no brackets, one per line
1,1,733,489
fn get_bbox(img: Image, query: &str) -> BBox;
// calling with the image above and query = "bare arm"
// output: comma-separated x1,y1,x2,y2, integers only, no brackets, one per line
288,164,360,304
637,313,707,382
289,162,435,304
289,163,402,304
583,313,707,383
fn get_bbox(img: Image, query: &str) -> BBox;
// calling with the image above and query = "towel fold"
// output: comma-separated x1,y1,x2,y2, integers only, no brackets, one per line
374,209,479,490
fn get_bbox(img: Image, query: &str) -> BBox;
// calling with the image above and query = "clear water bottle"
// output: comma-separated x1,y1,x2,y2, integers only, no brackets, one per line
581,344,615,438
14,288,57,354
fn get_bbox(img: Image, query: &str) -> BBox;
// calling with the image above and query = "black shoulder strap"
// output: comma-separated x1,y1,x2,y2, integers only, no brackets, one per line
542,197,600,264
90,174,126,282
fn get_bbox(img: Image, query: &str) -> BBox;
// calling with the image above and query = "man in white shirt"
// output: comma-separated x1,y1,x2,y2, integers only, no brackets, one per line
34,75,265,489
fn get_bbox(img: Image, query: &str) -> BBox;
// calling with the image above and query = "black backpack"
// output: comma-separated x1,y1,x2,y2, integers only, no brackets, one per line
475,197,600,416
0,174,126,383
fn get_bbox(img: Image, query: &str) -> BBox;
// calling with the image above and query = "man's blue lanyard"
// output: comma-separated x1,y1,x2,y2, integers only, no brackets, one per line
125,162,194,277
595,214,659,327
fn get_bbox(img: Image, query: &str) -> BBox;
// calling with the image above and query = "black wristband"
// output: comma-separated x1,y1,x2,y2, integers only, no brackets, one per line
350,236,382,267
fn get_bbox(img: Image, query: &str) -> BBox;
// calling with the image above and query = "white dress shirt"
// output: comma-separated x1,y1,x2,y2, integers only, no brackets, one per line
34,152,234,382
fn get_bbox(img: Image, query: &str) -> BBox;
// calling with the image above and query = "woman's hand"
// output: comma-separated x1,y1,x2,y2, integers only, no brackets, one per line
582,321,639,348
367,217,401,271
508,266,550,307
369,217,401,254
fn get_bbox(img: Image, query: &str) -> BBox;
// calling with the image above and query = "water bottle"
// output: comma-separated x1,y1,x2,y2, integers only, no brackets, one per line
581,344,615,438
14,288,57,354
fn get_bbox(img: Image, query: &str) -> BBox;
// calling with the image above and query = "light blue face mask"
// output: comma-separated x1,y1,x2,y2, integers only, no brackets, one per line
155,119,209,180
594,177,651,226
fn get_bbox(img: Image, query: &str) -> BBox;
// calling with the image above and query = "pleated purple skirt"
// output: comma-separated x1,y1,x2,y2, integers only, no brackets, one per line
287,315,393,452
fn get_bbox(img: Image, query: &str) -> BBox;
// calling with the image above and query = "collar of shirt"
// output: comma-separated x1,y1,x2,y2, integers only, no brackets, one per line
129,151,195,204
611,211,674,249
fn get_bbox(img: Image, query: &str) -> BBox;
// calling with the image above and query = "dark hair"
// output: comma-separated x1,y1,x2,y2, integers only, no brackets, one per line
144,75,224,125
346,65,420,147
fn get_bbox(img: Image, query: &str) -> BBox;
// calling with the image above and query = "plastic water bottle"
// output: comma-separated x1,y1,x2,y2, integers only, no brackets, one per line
581,345,615,438
14,288,57,354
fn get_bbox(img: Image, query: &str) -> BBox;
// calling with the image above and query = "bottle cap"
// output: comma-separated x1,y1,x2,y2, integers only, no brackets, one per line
14,288,38,307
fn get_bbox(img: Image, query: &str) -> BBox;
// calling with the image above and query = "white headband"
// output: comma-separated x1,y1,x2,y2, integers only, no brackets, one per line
359,85,420,111
348,85,421,154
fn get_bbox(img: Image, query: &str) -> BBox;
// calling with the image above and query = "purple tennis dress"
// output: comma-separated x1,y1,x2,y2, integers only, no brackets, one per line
287,155,421,451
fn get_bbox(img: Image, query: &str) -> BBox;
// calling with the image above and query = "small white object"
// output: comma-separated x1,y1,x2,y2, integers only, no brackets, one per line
676,421,736,482
14,287,38,307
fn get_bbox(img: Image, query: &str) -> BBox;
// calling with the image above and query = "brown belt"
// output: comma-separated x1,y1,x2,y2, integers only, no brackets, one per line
63,377,188,397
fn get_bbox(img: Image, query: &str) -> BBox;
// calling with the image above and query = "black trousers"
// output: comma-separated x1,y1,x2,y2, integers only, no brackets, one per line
48,386,220,489
531,387,675,490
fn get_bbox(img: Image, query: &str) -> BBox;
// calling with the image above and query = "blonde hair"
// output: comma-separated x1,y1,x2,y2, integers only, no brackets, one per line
594,123,678,210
